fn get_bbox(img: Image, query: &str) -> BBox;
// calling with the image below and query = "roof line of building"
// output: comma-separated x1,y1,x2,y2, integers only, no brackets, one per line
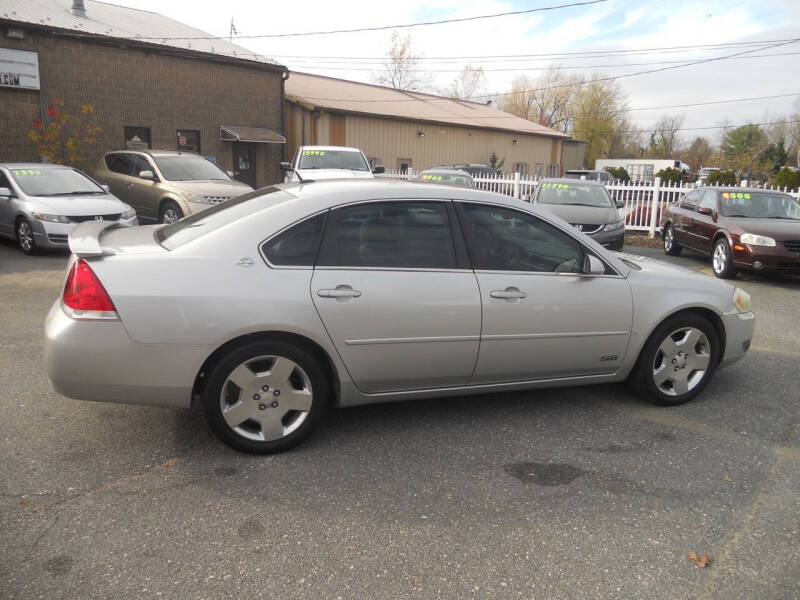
0,18,287,73
284,94,570,139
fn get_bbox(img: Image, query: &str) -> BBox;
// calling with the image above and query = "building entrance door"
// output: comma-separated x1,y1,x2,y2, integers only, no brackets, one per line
232,142,257,188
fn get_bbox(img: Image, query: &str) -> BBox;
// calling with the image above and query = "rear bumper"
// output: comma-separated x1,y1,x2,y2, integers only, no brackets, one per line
719,310,755,369
43,301,213,408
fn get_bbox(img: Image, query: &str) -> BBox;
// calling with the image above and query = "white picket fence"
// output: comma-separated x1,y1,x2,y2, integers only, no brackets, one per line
377,169,800,237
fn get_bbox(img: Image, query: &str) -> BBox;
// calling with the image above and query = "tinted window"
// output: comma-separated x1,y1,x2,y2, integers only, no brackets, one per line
459,203,586,273
105,153,133,175
0,170,12,190
698,190,717,211
680,190,702,209
131,155,153,178
318,202,456,269
262,213,326,266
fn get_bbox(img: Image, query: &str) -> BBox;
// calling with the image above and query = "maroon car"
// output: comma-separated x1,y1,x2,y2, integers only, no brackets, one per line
662,187,800,278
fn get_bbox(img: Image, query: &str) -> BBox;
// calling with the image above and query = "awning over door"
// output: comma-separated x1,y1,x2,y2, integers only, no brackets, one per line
220,125,285,144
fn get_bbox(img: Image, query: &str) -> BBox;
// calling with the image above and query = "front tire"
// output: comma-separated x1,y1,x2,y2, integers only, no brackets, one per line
202,341,330,454
159,201,184,224
16,218,38,255
630,313,720,406
712,238,736,279
663,224,682,256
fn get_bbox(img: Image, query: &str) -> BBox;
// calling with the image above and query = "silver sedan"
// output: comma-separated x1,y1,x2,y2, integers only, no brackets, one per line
44,180,755,454
0,163,137,254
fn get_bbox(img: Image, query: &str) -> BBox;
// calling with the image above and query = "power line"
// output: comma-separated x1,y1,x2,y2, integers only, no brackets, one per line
262,38,798,62
294,38,800,103
567,119,800,136
283,51,800,73
131,0,607,41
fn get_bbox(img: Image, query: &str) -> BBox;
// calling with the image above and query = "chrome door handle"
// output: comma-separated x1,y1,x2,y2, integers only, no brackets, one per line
317,287,362,298
490,287,526,300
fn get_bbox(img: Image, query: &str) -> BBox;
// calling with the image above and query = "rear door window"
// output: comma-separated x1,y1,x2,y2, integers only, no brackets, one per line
317,201,457,269
105,153,134,175
261,213,327,267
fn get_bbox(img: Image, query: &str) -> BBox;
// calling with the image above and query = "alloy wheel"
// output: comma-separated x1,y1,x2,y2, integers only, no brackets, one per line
712,242,727,274
664,227,673,252
17,221,33,253
219,355,313,442
652,327,712,396
161,208,180,224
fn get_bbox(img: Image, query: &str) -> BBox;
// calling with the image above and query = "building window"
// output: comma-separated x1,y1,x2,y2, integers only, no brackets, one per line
548,164,558,177
535,163,544,179
513,163,528,176
397,159,412,174
124,126,151,150
177,129,201,153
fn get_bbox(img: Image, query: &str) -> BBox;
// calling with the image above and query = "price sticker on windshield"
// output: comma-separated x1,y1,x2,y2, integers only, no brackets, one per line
722,192,750,199
13,169,42,176
302,150,325,156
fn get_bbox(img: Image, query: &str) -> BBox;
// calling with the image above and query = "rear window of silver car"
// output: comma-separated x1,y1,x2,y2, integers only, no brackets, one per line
156,187,293,250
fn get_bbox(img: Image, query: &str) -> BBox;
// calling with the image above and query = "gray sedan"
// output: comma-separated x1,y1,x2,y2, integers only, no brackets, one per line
0,163,137,254
44,180,755,454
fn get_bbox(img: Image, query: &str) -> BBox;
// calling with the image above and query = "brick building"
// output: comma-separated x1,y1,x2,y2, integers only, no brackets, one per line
0,0,287,188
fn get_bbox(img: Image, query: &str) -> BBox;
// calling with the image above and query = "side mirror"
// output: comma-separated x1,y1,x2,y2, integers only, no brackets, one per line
280,161,293,171
372,165,385,174
583,254,605,275
0,186,12,198
138,170,155,181
697,207,713,216
616,199,625,209
101,184,110,192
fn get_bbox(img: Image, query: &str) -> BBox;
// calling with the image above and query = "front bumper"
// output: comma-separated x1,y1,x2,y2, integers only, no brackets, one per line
589,228,625,248
719,309,756,369
732,243,800,274
34,216,139,249
44,300,214,408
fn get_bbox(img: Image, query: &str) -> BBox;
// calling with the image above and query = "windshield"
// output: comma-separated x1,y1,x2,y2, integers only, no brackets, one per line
298,150,369,171
156,187,293,249
9,167,103,196
537,182,613,208
720,191,800,219
153,156,230,181
419,172,473,187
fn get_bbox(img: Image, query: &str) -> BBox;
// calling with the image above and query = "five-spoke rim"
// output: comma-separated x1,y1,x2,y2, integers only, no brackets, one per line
712,242,727,273
220,355,313,442
664,226,673,251
162,208,180,224
652,327,711,396
17,221,33,252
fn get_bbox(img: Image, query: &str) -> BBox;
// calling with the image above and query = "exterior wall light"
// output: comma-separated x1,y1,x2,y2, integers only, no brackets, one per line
417,130,425,137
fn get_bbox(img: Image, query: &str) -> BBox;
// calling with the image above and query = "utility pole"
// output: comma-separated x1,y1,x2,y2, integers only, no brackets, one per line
229,19,238,43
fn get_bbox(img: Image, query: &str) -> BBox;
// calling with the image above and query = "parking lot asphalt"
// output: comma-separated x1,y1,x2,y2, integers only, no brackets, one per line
1,237,798,599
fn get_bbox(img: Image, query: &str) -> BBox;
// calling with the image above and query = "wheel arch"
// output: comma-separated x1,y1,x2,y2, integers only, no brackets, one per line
159,196,187,217
191,330,341,408
633,306,727,372
711,229,732,253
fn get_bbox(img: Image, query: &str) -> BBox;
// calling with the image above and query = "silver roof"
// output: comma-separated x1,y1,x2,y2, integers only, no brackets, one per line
1,0,281,66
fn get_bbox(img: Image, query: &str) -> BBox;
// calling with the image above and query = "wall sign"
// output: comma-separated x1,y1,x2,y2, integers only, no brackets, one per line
0,48,40,90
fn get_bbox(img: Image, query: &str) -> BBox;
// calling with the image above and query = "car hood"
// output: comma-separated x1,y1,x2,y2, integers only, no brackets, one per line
537,203,619,225
720,217,800,240
169,180,253,196
617,251,734,293
294,169,375,180
29,193,130,216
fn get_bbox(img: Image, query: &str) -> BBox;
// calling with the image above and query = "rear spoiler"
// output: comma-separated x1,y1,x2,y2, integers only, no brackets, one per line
68,221,119,256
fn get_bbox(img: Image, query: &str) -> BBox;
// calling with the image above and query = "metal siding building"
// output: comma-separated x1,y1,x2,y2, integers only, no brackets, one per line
285,72,584,176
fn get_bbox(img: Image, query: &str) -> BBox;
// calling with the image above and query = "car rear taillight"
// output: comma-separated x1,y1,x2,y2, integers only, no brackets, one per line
62,259,118,319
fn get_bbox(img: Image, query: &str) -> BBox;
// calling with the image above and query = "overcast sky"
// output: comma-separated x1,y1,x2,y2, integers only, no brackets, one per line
112,0,800,144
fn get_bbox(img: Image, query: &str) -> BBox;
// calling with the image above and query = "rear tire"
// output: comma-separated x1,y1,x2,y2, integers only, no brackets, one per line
663,224,682,256
202,341,330,454
629,313,720,407
16,218,38,255
159,201,183,224
712,238,737,279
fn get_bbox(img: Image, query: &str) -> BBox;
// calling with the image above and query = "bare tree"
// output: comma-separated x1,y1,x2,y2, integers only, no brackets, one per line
447,65,486,100
373,31,435,92
683,137,713,171
501,69,583,133
647,114,684,159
